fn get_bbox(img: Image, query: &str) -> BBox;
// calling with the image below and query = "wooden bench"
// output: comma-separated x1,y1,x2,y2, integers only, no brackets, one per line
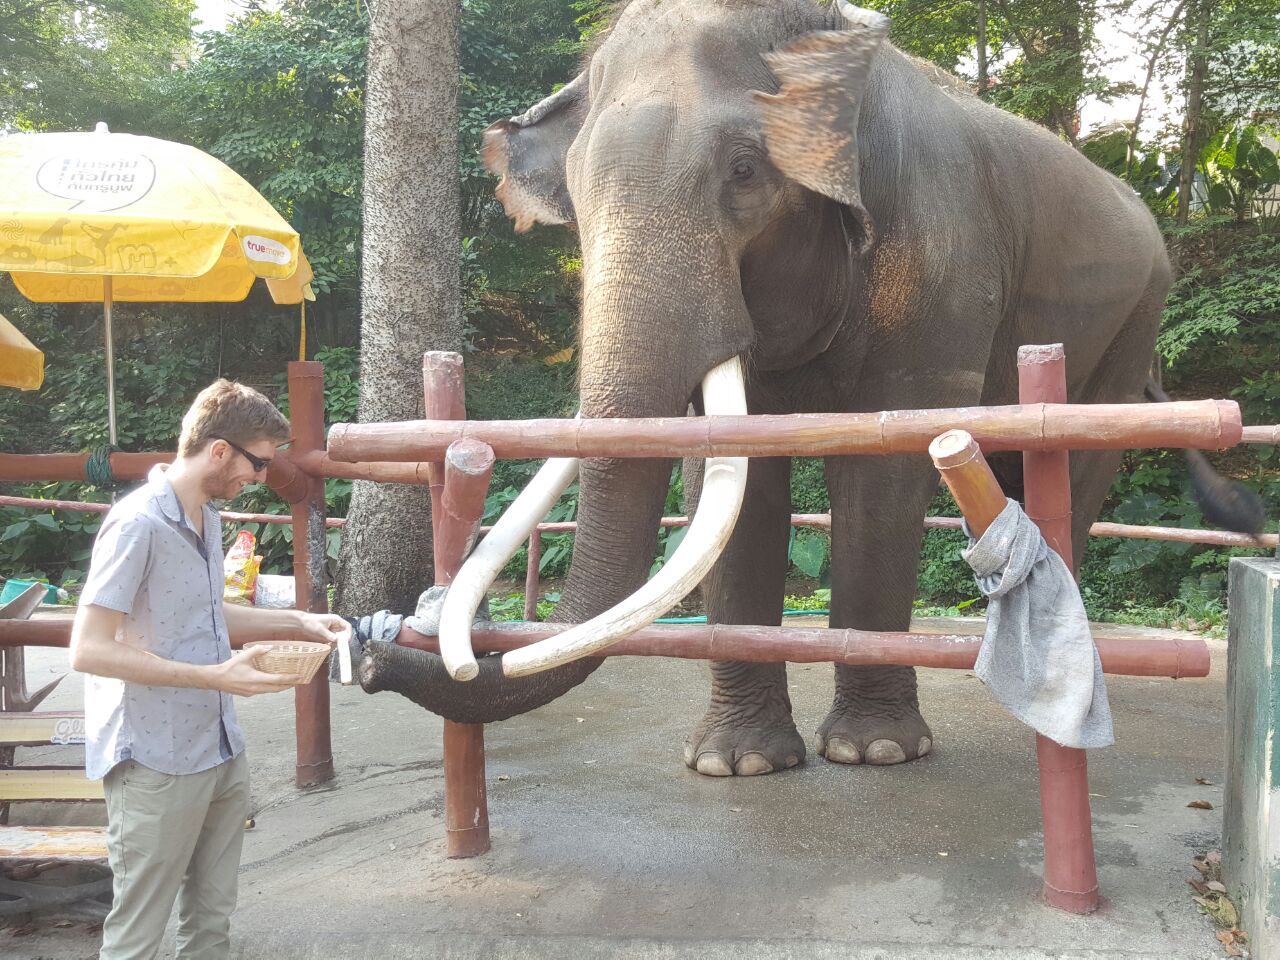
0,710,110,917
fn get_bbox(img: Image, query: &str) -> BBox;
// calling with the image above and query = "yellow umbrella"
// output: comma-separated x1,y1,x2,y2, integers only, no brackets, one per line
0,312,44,390
0,123,315,442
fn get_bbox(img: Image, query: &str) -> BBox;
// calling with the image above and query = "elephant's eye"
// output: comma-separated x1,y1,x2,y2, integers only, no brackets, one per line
731,158,756,182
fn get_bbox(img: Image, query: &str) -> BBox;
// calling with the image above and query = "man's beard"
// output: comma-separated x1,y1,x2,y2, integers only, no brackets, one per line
203,467,244,503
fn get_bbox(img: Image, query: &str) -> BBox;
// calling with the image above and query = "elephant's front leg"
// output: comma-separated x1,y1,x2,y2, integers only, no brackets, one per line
683,456,804,776
819,454,938,766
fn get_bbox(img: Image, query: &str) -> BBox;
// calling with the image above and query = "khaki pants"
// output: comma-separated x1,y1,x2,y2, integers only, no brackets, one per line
100,752,250,960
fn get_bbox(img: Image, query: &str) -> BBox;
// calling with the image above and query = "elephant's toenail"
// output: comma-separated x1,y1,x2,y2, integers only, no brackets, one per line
917,736,933,757
696,753,734,777
865,739,907,765
736,753,773,776
683,741,697,768
785,753,801,768
823,737,862,764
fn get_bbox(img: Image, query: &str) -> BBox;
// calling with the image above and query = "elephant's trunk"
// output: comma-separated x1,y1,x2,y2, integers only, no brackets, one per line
358,205,753,720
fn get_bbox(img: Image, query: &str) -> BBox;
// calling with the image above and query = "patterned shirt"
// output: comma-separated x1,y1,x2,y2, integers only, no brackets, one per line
80,464,244,780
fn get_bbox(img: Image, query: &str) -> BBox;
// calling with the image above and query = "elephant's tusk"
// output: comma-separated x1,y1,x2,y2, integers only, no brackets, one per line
499,356,749,679
437,434,580,681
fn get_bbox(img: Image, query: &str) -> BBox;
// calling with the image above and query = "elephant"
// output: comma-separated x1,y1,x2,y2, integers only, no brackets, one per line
358,0,1256,776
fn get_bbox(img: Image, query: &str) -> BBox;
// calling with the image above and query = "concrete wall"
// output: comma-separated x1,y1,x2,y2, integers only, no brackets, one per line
1226,557,1280,957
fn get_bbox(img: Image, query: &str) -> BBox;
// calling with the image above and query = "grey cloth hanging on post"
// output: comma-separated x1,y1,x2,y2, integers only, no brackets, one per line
961,499,1114,749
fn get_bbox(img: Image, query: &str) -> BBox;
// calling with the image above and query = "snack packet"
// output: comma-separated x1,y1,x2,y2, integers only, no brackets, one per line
224,530,261,605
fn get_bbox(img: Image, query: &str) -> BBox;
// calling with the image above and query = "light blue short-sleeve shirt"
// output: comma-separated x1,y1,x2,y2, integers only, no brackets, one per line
80,465,245,780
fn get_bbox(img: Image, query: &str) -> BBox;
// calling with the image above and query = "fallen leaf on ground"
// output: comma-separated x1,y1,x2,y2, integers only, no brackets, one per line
1188,877,1209,895
1196,777,1214,785
1208,880,1227,893
1188,799,1214,810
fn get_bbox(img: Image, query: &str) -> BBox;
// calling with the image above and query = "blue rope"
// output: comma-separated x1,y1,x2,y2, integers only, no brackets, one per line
85,446,117,490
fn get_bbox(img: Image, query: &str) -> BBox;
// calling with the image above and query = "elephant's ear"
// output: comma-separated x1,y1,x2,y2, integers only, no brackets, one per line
482,72,589,233
754,4,890,252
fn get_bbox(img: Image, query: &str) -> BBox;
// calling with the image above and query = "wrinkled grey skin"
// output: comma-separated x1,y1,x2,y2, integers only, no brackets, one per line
376,0,1172,772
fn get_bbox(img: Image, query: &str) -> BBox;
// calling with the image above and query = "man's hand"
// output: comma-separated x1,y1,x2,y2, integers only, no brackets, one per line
297,612,352,648
214,649,302,696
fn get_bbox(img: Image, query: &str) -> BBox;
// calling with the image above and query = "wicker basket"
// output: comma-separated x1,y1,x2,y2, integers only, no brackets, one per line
243,640,331,684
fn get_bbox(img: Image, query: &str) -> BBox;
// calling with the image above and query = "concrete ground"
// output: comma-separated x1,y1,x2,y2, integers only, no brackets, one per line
2,616,1230,959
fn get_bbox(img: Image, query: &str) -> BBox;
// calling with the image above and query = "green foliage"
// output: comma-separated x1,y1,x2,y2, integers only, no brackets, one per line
783,588,830,611
789,529,829,580
164,0,368,306
1200,125,1280,223
0,0,196,131
790,458,829,513
0,482,107,585
916,490,981,606
488,590,560,622
1159,226,1280,378
457,0,597,352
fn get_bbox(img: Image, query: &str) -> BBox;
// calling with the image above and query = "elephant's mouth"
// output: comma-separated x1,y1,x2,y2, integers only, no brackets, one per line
436,355,751,681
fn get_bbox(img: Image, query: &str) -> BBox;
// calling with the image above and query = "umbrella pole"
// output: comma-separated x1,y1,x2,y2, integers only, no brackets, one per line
104,276,118,446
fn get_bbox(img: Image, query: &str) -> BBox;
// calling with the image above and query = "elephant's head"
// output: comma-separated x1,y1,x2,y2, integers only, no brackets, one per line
486,0,888,386
361,0,894,721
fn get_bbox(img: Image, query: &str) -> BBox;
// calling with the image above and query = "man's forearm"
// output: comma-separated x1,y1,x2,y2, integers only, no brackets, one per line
222,603,307,646
72,638,221,690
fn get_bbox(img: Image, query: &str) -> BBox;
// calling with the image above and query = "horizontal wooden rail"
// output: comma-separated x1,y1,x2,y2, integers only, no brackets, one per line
1242,424,1280,444
386,621,1210,679
327,400,1242,462
0,495,346,529
921,515,1277,548
327,399,1239,463
0,452,169,483
0,618,1211,678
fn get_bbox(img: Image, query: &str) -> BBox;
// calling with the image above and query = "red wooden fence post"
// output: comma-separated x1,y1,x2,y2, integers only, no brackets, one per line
287,360,334,788
1017,343,1100,914
423,351,494,859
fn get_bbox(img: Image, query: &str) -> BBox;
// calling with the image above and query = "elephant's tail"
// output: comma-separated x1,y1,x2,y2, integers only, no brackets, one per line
1145,379,1266,536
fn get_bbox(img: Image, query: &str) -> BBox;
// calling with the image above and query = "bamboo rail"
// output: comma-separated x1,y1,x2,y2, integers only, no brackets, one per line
3,495,1271,550
0,495,347,529
1242,424,1280,444
0,618,1209,679
327,399,1242,463
0,452,168,484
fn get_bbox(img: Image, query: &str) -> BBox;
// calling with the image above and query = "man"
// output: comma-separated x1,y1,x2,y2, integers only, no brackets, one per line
69,379,352,960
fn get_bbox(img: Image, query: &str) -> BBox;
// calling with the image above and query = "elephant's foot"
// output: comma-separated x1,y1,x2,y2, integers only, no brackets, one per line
814,701,933,766
683,708,806,777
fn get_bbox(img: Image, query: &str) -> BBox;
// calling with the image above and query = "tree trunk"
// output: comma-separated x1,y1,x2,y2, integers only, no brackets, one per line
1128,0,1188,183
1176,0,1210,225
976,0,988,99
333,0,462,616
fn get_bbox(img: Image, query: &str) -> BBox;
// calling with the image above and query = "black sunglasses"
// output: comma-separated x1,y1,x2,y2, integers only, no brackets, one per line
215,437,272,473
